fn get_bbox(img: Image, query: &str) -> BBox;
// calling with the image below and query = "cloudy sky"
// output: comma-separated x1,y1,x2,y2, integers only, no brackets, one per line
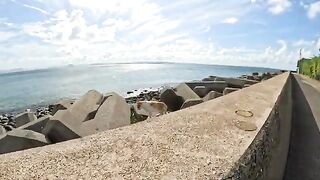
0,0,319,70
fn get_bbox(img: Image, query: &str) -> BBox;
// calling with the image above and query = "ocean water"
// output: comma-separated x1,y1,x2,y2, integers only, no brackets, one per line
0,63,279,113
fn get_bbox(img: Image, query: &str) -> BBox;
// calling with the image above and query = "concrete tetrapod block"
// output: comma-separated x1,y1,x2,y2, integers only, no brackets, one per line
0,126,6,136
18,115,51,133
193,86,208,98
160,89,184,112
80,92,130,136
215,77,244,88
43,90,103,143
180,98,204,109
175,83,200,100
203,91,223,101
185,81,227,93
50,99,74,115
14,112,37,127
0,129,49,154
223,87,241,95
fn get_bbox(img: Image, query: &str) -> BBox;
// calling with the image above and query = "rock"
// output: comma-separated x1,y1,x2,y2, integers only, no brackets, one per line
18,116,51,134
252,72,259,76
193,86,208,98
180,99,204,109
0,129,49,154
223,87,240,95
14,112,37,128
2,124,14,131
80,92,130,136
50,99,75,115
43,90,103,143
244,84,251,88
160,89,184,112
203,91,223,101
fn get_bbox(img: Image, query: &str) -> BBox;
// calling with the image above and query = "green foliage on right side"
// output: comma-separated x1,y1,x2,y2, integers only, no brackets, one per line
299,56,320,80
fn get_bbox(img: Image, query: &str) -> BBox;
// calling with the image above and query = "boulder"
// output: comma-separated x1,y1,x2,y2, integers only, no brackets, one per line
50,99,75,115
223,87,240,95
203,91,223,101
0,129,49,154
18,116,51,134
14,112,37,127
244,84,251,88
43,90,103,143
80,92,130,136
181,99,204,109
160,89,184,111
193,86,207,98
252,72,259,76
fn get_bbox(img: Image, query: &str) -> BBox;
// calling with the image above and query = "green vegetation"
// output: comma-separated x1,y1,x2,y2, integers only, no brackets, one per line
298,56,320,80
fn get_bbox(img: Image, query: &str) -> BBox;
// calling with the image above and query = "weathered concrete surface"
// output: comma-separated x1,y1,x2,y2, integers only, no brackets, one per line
0,129,49,154
43,90,103,142
17,116,51,133
14,112,37,127
223,87,240,95
180,98,204,109
160,89,184,111
50,99,74,115
185,81,227,93
80,92,131,136
175,83,200,100
203,91,222,101
0,73,290,179
284,74,320,180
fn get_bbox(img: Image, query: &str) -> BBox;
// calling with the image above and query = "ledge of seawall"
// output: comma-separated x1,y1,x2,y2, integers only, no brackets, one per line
0,73,291,179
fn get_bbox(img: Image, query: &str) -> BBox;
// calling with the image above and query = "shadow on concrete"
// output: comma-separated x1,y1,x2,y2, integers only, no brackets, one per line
284,76,320,180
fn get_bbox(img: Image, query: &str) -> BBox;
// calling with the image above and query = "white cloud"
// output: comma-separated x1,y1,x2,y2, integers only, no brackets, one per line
293,39,315,47
307,1,320,19
0,31,19,42
221,17,239,24
267,0,291,14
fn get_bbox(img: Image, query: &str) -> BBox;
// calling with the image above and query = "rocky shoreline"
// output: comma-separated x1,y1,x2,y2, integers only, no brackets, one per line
0,71,284,154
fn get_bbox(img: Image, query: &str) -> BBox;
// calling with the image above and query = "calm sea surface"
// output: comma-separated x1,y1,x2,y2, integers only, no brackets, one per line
0,63,279,113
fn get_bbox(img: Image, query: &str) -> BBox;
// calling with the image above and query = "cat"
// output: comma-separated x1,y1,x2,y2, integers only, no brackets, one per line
136,101,168,117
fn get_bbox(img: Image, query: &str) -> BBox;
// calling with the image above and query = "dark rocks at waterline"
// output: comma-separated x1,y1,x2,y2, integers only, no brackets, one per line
125,89,161,104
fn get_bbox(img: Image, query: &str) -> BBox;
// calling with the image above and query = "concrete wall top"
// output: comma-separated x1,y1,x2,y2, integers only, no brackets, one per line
0,73,291,179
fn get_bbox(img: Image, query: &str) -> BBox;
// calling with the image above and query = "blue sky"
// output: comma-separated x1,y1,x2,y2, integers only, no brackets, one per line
0,0,319,70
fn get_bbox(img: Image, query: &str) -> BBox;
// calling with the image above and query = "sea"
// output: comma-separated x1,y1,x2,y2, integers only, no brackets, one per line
0,63,280,113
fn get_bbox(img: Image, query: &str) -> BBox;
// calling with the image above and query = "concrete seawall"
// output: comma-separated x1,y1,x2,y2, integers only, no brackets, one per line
0,73,292,179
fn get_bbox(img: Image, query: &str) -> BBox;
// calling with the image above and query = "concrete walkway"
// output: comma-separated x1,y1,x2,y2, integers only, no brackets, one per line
284,74,320,180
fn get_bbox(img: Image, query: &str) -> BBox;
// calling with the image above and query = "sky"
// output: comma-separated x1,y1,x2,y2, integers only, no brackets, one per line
0,0,320,70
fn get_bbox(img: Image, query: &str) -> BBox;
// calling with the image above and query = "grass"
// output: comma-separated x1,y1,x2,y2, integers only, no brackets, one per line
299,56,320,80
